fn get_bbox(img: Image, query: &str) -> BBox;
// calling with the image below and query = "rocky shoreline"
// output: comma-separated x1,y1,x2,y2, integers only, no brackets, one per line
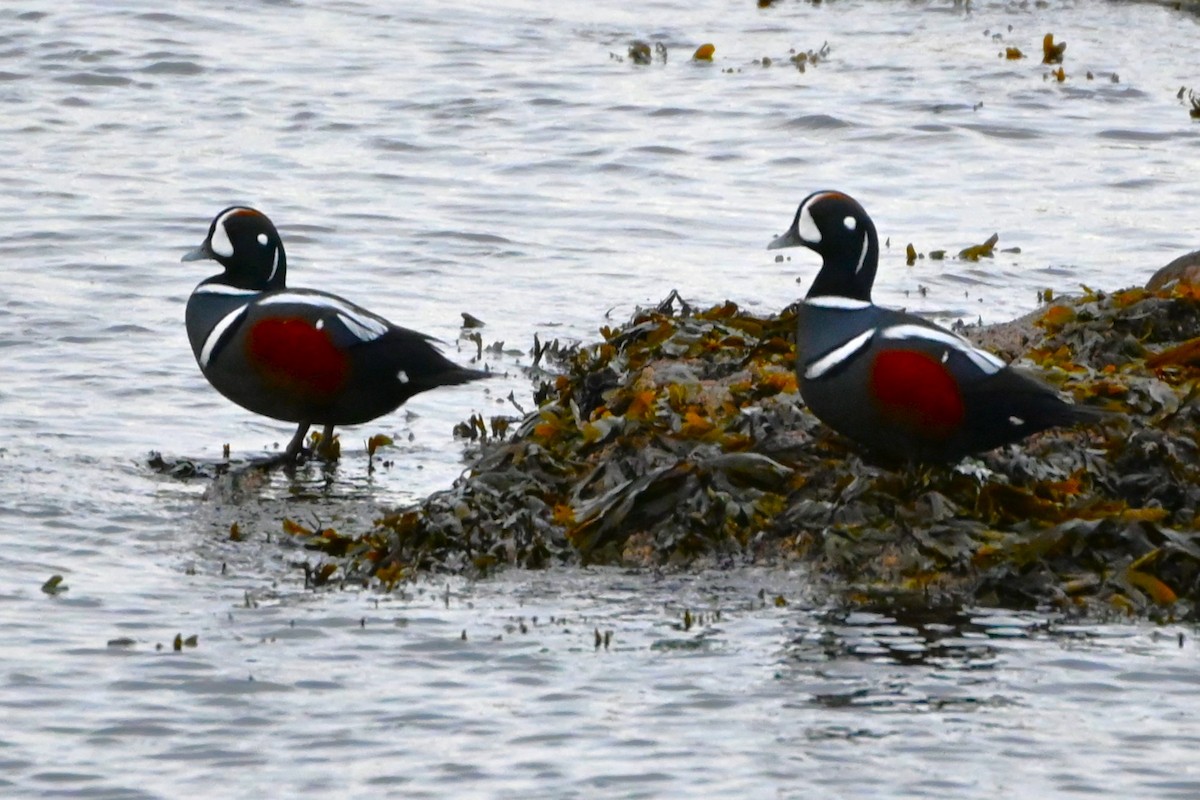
251,283,1200,620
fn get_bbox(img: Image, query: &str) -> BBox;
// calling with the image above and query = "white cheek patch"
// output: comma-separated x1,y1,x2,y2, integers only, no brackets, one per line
257,233,268,246
199,306,247,370
797,202,822,244
843,215,857,232
805,329,874,380
210,210,238,258
1009,415,1025,426
805,296,872,311
397,370,410,384
879,324,1006,375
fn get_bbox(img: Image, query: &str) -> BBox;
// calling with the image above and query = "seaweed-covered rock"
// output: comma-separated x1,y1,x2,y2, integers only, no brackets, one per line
308,286,1200,619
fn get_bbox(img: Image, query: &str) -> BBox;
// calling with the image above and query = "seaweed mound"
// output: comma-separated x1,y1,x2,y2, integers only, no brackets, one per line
312,285,1200,619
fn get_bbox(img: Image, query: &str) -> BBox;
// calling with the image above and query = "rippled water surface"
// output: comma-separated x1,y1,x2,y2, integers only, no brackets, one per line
2,0,1200,796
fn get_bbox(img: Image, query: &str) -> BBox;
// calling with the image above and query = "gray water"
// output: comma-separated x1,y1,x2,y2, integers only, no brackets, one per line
2,1,1199,797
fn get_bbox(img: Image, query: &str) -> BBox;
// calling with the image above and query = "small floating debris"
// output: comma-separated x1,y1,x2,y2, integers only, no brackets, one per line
41,575,68,595
628,41,652,65
1042,32,1066,64
958,233,999,261
693,43,716,61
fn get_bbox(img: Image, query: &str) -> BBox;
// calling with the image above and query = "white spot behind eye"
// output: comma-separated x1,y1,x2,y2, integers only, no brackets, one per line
257,233,268,246
843,215,857,231
1009,416,1025,426
398,370,410,384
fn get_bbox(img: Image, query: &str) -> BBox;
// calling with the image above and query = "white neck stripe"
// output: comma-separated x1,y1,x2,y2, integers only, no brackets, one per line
805,296,871,310
194,284,260,297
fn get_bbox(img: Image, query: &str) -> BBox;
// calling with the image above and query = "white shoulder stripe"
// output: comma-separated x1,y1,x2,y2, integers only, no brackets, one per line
258,292,389,340
879,323,1006,374
200,306,247,370
805,329,874,380
805,296,872,310
337,312,382,343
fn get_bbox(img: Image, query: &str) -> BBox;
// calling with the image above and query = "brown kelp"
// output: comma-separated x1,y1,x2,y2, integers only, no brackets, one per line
287,285,1200,619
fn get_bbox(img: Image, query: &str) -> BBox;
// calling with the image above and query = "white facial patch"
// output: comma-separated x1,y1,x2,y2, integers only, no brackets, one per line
257,233,268,246
199,306,248,370
1009,416,1025,426
805,329,874,380
797,200,823,244
843,215,857,232
209,209,240,258
879,324,1006,374
397,370,410,384
805,296,872,310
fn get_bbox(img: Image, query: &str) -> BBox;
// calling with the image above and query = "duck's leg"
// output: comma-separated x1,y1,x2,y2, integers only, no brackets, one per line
316,423,338,460
284,422,312,461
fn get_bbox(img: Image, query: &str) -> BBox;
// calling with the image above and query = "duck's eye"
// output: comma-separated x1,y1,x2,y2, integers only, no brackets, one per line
257,233,269,246
843,215,857,232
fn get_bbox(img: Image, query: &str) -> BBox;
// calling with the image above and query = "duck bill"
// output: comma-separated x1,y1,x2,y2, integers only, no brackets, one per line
181,243,212,262
767,228,802,250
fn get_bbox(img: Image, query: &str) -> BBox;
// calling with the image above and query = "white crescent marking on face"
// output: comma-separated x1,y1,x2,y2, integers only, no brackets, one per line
854,234,870,275
266,245,280,283
210,209,239,258
200,306,248,370
805,328,875,380
879,324,1006,374
805,296,872,310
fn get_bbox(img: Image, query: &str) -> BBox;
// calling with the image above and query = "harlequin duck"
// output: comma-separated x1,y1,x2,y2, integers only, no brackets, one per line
768,190,1100,464
183,206,487,461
